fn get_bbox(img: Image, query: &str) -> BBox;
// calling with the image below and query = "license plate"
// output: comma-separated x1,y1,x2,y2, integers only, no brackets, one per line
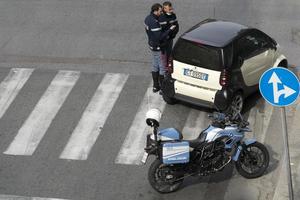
183,69,208,81
141,152,149,164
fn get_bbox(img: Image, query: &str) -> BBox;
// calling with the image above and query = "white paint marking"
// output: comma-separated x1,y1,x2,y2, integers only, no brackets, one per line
4,70,80,156
247,106,257,139
0,194,68,199
115,83,166,165
60,73,128,160
0,68,34,119
261,102,273,143
182,110,209,140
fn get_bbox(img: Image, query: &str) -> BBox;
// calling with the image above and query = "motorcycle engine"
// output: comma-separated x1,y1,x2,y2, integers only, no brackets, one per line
200,139,230,174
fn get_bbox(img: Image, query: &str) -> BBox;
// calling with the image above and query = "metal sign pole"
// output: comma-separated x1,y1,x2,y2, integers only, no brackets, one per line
280,107,294,200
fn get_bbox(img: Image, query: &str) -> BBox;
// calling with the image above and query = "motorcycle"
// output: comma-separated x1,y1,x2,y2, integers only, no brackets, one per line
142,109,269,193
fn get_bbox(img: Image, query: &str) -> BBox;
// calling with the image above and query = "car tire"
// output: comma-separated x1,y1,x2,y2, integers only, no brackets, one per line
225,92,244,116
278,60,288,68
162,93,178,105
235,142,269,179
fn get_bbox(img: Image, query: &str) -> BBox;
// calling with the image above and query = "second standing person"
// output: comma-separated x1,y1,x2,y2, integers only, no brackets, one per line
159,1,179,74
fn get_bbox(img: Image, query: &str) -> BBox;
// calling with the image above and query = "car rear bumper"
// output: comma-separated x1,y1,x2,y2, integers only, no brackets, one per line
174,80,216,103
162,77,232,110
174,93,215,108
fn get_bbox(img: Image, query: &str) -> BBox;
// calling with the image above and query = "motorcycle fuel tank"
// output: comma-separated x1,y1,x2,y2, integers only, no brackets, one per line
151,128,183,141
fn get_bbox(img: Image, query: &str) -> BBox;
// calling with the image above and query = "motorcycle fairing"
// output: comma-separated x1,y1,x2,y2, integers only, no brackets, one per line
232,138,257,161
157,128,183,141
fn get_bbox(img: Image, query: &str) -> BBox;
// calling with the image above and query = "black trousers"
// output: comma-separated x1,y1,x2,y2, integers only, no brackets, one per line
161,40,173,74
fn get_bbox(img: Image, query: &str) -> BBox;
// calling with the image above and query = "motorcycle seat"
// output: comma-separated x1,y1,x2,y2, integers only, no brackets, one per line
188,131,207,149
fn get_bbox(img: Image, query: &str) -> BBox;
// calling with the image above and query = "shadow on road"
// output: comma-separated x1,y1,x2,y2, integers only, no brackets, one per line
264,144,280,176
242,91,263,114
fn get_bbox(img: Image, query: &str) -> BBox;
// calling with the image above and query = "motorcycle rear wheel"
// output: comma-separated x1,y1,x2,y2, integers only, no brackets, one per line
148,159,184,193
235,142,269,179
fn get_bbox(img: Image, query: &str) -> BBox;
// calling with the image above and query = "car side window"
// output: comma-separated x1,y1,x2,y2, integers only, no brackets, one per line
252,31,272,50
237,34,257,58
237,32,270,59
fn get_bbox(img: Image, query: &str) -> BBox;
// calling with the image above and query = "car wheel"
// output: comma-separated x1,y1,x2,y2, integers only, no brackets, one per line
162,93,178,105
226,92,244,116
278,60,288,68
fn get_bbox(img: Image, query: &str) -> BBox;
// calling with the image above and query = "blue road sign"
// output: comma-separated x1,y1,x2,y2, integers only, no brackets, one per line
259,67,300,107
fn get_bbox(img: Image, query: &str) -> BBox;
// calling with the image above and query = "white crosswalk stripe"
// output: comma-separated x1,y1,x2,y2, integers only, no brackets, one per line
115,83,166,165
0,68,34,119
182,110,209,140
60,73,128,160
0,194,68,200
4,70,80,156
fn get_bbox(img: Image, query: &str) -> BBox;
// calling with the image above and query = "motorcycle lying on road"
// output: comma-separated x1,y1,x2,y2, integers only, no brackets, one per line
142,109,269,193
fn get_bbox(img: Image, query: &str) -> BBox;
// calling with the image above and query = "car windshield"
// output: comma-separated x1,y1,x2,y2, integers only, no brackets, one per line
173,38,222,71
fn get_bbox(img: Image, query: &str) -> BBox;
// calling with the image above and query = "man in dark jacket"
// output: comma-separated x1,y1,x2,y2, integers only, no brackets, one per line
144,3,176,93
159,1,179,74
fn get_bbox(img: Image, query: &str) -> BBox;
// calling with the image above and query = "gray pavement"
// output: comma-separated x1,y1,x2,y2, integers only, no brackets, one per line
0,67,292,200
0,0,299,199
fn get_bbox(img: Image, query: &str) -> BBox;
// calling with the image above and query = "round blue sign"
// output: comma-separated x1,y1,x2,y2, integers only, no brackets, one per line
259,67,300,107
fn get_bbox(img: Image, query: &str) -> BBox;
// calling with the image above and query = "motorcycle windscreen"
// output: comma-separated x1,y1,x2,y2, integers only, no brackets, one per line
162,142,190,164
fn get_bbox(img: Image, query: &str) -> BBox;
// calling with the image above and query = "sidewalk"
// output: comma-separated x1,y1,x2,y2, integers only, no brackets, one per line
272,66,300,200
289,100,300,199
289,66,300,199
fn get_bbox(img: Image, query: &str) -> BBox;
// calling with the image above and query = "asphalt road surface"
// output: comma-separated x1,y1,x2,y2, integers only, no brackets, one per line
0,0,299,199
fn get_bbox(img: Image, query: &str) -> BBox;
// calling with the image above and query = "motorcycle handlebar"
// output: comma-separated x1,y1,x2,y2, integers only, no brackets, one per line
208,112,229,122
208,112,249,127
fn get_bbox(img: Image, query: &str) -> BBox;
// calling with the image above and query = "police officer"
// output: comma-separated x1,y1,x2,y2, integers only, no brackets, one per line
144,3,176,93
159,1,179,74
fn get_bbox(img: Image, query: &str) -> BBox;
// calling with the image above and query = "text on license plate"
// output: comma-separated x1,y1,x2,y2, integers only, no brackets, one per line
183,69,208,81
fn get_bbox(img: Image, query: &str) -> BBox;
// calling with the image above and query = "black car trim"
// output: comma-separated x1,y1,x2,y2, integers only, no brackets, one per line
174,93,215,108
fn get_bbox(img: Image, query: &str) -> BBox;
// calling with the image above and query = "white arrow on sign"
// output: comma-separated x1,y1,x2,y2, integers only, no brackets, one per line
268,72,296,103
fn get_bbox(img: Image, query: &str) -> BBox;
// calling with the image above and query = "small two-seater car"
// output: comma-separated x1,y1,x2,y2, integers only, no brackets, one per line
162,19,287,114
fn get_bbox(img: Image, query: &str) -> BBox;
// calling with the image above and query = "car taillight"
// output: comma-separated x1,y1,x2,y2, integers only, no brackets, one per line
219,69,229,87
167,56,173,74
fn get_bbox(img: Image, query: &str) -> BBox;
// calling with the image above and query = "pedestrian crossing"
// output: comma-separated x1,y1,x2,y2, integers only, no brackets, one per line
4,70,80,156
115,83,166,165
60,73,128,160
0,67,268,165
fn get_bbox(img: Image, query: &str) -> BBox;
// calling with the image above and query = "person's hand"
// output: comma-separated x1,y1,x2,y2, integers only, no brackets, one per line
170,25,176,30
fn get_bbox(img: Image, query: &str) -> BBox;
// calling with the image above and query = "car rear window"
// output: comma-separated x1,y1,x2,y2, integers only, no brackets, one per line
173,38,222,71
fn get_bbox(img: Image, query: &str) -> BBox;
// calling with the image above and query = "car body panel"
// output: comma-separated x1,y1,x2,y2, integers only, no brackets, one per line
272,53,287,67
241,49,274,86
172,60,222,90
174,80,217,103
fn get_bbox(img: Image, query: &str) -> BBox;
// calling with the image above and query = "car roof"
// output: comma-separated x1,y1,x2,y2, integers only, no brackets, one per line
181,19,250,48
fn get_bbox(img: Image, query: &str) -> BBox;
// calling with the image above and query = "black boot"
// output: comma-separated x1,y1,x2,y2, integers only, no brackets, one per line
159,75,165,95
152,72,160,93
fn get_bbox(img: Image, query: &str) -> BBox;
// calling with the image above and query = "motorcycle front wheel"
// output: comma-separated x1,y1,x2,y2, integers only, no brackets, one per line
235,142,269,179
148,159,184,193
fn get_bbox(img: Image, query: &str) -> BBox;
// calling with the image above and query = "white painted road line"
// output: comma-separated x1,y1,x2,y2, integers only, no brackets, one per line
115,84,166,165
4,70,80,156
0,68,34,119
0,194,68,200
261,101,273,143
182,110,209,140
247,106,257,139
60,73,128,160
